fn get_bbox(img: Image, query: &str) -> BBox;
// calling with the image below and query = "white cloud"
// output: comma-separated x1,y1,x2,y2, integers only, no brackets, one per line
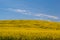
7,8,59,20
7,8,32,15
34,14,59,19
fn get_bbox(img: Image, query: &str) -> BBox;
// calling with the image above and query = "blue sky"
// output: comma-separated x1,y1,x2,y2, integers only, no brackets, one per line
0,0,60,21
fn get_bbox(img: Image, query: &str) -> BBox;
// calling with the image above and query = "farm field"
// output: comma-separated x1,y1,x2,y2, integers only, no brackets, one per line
0,20,60,40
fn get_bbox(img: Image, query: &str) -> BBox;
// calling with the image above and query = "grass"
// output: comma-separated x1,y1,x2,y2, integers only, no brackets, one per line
0,20,60,40
0,27,60,40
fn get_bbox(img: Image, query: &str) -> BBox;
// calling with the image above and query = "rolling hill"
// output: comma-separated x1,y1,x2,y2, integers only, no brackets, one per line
0,20,60,40
0,20,60,30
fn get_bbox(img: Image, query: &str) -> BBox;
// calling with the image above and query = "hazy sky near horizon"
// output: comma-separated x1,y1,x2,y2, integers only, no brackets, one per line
0,0,60,21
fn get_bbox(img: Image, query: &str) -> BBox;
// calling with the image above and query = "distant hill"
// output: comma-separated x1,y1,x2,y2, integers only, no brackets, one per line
0,20,60,30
